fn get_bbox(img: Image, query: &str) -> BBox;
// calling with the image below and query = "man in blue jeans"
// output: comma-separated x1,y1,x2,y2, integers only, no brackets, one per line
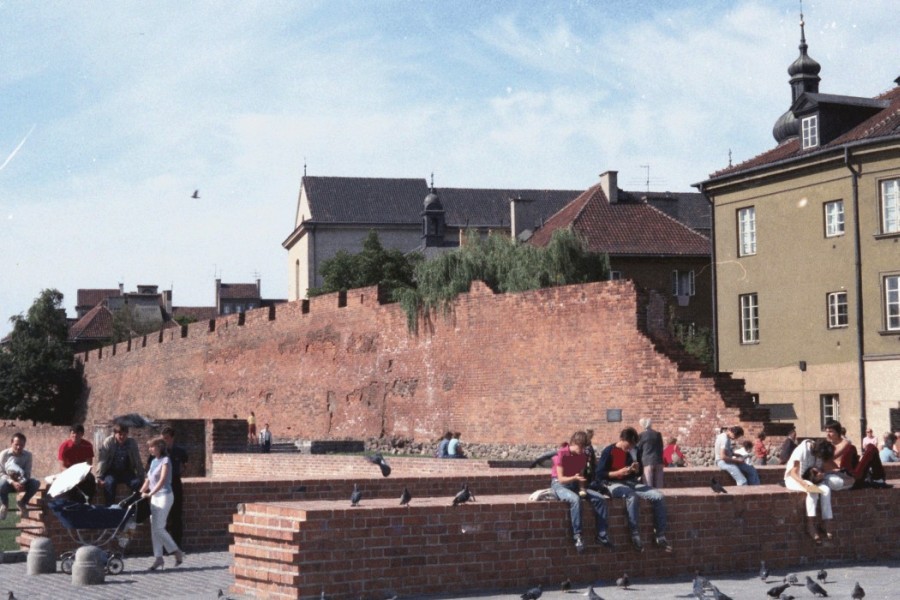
551,431,610,552
714,425,760,486
595,427,672,552
0,433,41,520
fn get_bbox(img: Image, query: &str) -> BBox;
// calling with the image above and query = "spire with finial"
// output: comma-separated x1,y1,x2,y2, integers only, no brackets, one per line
728,149,733,168
773,1,821,143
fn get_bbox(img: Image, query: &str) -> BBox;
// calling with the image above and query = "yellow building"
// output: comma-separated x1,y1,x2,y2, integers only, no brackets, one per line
698,19,900,440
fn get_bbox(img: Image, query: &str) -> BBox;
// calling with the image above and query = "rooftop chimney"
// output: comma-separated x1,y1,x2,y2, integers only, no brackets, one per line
599,170,618,204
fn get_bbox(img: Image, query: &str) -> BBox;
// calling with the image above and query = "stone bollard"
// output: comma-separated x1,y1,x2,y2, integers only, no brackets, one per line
26,537,56,575
71,546,106,585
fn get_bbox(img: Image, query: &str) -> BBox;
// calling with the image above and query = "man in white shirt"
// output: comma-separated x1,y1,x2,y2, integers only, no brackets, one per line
714,426,760,486
0,433,41,520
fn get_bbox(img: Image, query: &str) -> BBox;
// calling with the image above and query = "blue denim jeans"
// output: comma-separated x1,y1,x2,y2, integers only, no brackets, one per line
606,480,667,535
1,478,41,508
551,479,608,537
716,460,760,485
102,473,142,506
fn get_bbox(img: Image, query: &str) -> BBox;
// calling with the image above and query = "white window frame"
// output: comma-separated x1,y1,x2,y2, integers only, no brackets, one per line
801,114,819,149
824,200,845,237
885,275,900,331
881,178,899,234
737,206,756,256
739,293,759,344
820,394,840,429
672,270,696,297
827,291,848,329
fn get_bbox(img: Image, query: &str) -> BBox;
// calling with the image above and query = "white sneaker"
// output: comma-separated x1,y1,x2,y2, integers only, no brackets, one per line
0,505,7,520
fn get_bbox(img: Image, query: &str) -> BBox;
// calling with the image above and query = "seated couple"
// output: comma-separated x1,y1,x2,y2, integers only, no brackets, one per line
550,428,671,554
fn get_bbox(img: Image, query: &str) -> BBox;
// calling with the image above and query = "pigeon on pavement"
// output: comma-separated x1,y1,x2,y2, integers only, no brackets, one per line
452,483,475,506
851,582,865,599
616,573,630,589
805,576,828,597
710,478,728,493
350,484,362,507
779,594,795,600
520,584,542,599
759,560,769,581
587,585,603,600
560,578,571,593
817,569,827,583
399,487,411,506
767,583,790,598
366,453,392,477
783,573,799,585
710,585,733,600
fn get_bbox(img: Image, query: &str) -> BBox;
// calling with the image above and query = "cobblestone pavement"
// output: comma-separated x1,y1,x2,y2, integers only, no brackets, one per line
0,552,896,599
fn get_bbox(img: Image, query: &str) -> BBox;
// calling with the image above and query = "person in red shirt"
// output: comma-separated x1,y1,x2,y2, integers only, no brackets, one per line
663,438,686,467
595,427,672,553
57,424,96,501
752,433,769,466
550,431,610,552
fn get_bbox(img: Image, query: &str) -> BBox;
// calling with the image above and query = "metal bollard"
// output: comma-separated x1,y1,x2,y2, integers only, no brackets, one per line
71,545,106,585
26,537,56,575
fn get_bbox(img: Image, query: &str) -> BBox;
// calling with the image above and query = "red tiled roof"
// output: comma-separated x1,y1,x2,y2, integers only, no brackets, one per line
76,288,120,309
710,86,900,180
529,184,710,256
218,283,260,300
68,304,115,340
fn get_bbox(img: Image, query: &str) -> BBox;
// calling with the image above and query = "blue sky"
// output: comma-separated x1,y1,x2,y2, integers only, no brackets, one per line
1,1,898,336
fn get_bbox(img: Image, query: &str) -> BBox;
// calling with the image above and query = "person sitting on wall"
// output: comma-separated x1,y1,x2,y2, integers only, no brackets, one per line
784,438,836,545
435,431,452,458
822,419,888,490
594,427,672,552
447,432,467,459
0,433,41,520
551,431,610,552
753,432,769,466
714,426,760,486
98,424,145,506
862,427,878,451
57,424,97,501
879,433,899,464
663,438,686,467
777,427,798,465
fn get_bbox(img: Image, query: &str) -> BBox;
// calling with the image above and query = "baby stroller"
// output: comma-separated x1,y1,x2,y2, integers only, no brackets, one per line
46,463,148,574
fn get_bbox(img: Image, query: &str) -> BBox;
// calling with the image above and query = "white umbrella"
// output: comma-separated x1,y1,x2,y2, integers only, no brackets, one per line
47,463,92,498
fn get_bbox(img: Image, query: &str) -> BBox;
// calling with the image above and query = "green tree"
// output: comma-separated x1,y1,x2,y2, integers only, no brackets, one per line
308,230,420,299
0,289,82,423
397,228,610,330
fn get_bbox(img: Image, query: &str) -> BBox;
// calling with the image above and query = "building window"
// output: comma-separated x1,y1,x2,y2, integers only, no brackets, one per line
827,291,848,329
885,275,900,331
801,115,819,149
824,200,844,237
672,270,695,297
739,293,759,344
820,394,840,429
881,178,899,234
737,207,756,256
609,271,622,280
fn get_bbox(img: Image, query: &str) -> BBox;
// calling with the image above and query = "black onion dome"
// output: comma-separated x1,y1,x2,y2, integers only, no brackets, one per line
773,108,799,143
423,189,443,211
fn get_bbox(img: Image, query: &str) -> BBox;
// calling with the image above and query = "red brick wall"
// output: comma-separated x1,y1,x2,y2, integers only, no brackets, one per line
229,483,900,600
77,281,759,455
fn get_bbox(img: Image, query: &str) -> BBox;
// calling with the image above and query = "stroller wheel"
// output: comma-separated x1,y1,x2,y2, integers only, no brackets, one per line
106,555,125,575
60,553,75,574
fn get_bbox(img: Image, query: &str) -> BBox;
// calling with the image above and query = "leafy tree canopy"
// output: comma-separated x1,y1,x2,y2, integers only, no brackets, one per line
397,228,610,330
308,230,420,299
0,289,82,423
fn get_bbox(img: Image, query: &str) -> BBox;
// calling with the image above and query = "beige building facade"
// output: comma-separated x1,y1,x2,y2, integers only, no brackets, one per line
699,24,900,439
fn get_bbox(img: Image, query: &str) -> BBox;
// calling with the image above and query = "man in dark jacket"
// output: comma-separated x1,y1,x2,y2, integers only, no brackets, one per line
778,428,798,465
97,425,144,506
595,427,672,553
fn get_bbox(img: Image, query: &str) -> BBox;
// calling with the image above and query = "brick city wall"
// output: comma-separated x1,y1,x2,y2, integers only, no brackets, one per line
76,281,763,454
229,482,900,600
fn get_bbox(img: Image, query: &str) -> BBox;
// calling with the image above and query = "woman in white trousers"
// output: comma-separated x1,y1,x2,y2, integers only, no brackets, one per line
141,437,184,570
784,438,835,545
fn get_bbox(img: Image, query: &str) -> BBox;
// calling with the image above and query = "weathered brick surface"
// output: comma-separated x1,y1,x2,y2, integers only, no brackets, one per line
76,281,768,454
228,483,900,600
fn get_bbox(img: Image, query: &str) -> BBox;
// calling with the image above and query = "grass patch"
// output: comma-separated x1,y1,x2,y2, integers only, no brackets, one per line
0,493,22,551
